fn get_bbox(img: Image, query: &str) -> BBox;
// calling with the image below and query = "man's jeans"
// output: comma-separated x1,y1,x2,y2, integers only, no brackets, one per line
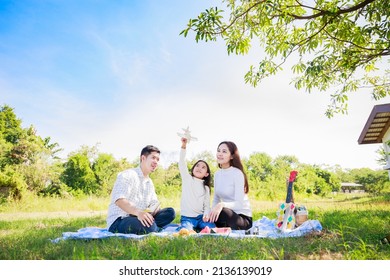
108,207,175,235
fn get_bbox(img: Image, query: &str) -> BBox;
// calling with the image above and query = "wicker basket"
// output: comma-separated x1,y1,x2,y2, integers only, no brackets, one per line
295,207,308,226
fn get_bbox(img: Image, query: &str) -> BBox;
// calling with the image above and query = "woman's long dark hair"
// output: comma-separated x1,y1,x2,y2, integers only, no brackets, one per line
218,141,249,193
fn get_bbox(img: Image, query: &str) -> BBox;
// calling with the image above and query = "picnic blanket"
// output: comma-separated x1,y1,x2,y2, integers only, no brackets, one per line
51,216,322,243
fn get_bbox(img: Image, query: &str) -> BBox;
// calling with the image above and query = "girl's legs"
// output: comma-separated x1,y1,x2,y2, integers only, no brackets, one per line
197,215,216,229
177,216,197,231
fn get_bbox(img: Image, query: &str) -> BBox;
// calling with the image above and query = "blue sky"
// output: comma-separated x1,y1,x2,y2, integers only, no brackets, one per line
1,0,389,170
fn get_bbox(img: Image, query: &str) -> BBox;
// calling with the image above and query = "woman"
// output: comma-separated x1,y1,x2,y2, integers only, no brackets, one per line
206,141,252,230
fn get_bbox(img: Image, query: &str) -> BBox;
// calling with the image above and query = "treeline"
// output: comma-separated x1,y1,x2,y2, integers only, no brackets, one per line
151,151,390,201
0,105,132,201
1,104,389,203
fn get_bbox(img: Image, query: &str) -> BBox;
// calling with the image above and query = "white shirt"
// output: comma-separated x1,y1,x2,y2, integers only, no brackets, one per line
212,166,252,217
179,148,211,217
106,166,159,228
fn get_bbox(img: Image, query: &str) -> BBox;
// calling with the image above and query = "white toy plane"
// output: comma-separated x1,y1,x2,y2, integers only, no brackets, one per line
177,126,198,143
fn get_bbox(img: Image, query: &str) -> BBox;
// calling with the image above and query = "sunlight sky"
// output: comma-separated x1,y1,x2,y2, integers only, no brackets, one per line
1,0,389,170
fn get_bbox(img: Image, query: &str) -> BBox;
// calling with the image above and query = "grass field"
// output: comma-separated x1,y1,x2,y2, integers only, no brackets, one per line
0,193,389,260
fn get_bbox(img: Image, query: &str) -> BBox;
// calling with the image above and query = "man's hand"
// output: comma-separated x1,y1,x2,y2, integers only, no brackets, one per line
137,211,155,227
115,198,155,227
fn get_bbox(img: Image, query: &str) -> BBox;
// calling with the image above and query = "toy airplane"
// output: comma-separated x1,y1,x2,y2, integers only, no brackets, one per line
177,126,198,143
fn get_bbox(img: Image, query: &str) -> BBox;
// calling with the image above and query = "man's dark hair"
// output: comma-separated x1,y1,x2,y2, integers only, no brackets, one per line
140,145,160,157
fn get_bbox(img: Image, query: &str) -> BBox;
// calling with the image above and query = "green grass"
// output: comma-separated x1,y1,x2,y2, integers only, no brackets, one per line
0,193,389,260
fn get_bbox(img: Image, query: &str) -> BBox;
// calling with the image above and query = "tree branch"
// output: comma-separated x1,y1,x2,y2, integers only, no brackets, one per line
323,28,390,58
218,0,266,34
286,0,376,20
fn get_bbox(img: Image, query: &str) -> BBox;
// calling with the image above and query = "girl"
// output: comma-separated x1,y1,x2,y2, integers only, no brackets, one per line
177,137,215,231
206,141,252,230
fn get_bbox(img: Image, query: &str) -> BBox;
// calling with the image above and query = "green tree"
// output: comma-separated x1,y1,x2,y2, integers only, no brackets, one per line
314,166,340,194
93,153,130,195
329,164,355,183
42,136,62,159
272,155,299,181
0,166,27,201
352,167,389,194
61,147,99,195
0,105,23,144
0,137,12,169
181,0,390,117
38,161,70,197
293,164,319,195
0,105,63,198
164,162,182,187
0,105,23,169
151,164,181,200
245,152,273,181
8,126,43,165
6,126,62,194
375,139,390,168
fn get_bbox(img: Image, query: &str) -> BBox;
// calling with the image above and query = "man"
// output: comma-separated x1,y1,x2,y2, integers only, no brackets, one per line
107,145,175,234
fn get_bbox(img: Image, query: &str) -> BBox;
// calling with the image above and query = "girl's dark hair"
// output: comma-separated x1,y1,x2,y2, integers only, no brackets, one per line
191,160,212,192
218,141,249,193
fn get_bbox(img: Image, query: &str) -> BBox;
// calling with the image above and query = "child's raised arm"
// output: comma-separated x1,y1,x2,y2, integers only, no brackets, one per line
181,137,188,149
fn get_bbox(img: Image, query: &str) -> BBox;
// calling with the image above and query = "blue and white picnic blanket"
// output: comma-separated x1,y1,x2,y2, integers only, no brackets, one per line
51,216,322,243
